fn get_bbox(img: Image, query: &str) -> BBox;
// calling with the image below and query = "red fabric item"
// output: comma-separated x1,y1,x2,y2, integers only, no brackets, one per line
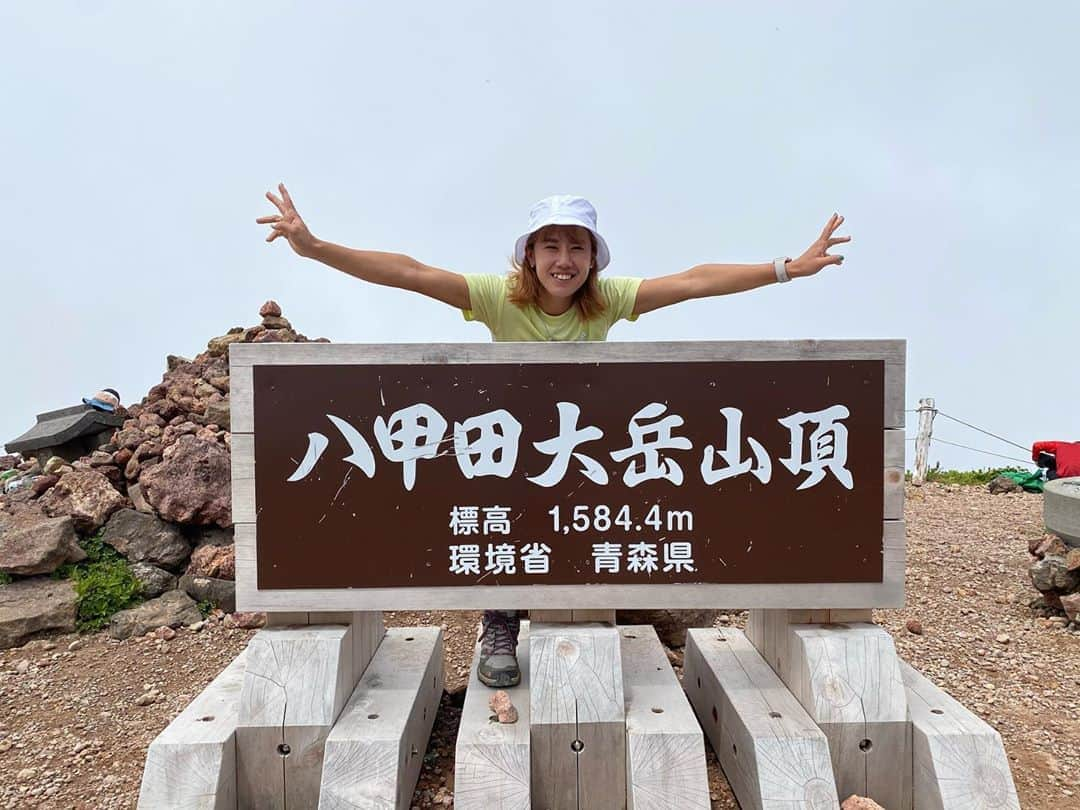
1033,441,1080,477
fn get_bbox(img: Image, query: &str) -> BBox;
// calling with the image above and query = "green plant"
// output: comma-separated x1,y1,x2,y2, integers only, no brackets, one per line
52,530,144,631
0,572,12,586
196,599,215,618
905,465,1033,486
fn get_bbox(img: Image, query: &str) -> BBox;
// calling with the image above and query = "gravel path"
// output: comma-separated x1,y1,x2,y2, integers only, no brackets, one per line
1,483,1076,808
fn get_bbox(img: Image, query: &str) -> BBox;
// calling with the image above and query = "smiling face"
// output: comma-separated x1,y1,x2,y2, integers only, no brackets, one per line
525,225,595,307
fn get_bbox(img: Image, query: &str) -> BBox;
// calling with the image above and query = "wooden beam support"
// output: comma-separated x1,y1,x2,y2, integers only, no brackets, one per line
318,627,444,809
235,624,361,809
137,650,247,809
455,621,531,810
746,610,911,809
620,625,710,810
684,628,838,809
531,623,626,809
901,661,1020,809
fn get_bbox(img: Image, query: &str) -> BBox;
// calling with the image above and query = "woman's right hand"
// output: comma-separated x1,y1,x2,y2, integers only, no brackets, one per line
257,183,319,258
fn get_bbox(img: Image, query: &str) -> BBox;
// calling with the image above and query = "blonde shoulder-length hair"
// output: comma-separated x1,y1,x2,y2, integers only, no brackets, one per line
507,229,608,321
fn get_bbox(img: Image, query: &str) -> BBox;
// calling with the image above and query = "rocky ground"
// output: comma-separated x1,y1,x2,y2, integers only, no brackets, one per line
1,482,1077,808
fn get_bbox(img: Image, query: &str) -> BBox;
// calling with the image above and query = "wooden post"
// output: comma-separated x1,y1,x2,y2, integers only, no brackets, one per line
530,623,626,809
621,625,710,810
318,627,444,809
455,621,532,810
234,612,384,809
746,610,912,809
901,661,1020,809
913,397,937,485
137,650,248,809
683,628,838,808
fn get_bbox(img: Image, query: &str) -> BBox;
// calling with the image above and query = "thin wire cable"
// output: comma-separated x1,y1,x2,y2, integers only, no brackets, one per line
934,410,1029,452
930,437,1033,466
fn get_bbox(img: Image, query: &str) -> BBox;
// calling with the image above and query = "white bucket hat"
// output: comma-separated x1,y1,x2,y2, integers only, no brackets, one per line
514,195,611,271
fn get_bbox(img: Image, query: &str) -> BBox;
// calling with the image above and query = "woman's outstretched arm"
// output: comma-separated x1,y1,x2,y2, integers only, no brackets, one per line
632,213,851,316
257,183,470,310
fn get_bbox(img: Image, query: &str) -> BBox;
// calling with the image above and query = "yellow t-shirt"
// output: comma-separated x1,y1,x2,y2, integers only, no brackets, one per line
462,274,642,341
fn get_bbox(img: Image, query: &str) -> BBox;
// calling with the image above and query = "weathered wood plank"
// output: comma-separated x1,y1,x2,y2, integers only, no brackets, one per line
235,625,359,809
265,611,310,626
884,357,906,430
684,628,838,809
746,612,911,809
620,625,709,810
455,621,531,810
235,578,905,612
531,623,626,810
230,339,906,367
885,428,905,521
572,609,616,623
901,661,1020,809
137,650,247,809
318,627,444,810
530,609,572,623
531,609,616,624
229,360,253,434
230,432,255,525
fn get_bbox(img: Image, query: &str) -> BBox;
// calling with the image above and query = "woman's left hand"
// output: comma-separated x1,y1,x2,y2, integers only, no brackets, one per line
788,213,851,278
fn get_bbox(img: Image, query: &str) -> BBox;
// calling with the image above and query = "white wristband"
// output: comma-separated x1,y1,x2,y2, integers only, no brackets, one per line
773,257,792,283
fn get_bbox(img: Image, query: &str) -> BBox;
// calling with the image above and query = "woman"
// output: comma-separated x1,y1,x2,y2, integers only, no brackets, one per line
257,184,849,686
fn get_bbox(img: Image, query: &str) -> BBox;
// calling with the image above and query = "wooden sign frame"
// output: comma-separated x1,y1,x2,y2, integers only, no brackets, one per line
230,340,905,611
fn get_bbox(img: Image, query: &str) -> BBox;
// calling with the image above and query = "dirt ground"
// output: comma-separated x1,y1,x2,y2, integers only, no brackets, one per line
1,482,1077,808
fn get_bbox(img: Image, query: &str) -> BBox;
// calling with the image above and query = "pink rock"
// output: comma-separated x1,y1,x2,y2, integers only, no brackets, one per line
228,612,266,629
138,412,167,430
195,426,218,443
841,796,886,810
154,626,177,641
905,619,923,635
1065,548,1080,573
261,315,292,330
1034,535,1067,560
253,328,295,343
1061,593,1080,622
488,690,519,724
113,427,147,452
0,509,84,575
140,435,232,528
259,300,282,318
127,482,154,515
30,475,59,498
38,470,127,534
187,544,236,580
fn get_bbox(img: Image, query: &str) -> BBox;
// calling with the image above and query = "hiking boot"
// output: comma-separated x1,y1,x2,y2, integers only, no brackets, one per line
477,610,521,687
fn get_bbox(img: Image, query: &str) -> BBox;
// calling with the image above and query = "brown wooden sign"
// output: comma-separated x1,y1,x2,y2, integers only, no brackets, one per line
231,341,905,610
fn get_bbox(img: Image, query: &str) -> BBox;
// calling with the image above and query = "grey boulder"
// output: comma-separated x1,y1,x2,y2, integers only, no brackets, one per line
0,509,85,576
107,590,202,640
101,509,191,570
0,578,78,649
179,574,236,613
130,562,178,598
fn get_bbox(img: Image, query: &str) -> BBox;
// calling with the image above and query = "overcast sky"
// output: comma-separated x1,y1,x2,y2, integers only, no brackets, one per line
2,2,1075,473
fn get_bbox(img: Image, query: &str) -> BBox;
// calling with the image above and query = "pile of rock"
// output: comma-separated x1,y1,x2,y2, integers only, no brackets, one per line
1028,532,1080,625
0,302,321,648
